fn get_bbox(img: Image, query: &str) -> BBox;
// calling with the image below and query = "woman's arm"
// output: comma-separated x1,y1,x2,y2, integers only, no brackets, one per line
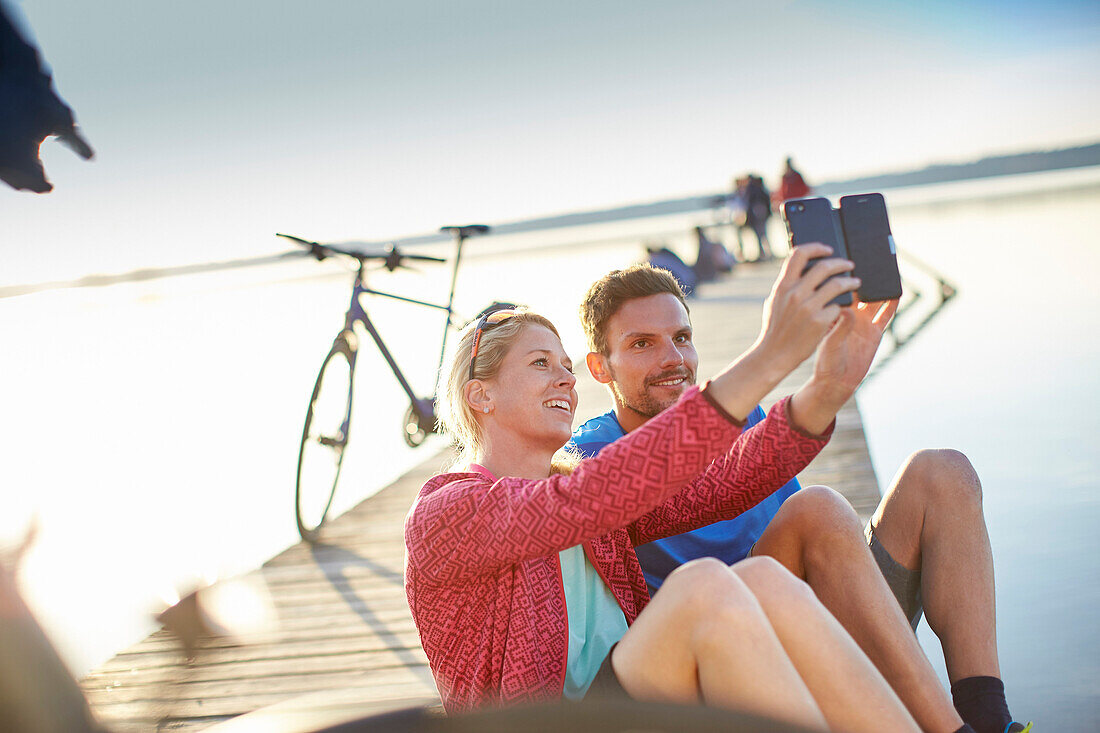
408,245,861,584
405,386,742,585
627,396,831,546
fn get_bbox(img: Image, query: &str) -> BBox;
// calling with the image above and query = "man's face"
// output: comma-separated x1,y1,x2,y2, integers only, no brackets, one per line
590,293,698,430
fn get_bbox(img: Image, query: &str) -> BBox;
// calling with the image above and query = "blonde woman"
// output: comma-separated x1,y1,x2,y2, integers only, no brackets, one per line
404,245,923,731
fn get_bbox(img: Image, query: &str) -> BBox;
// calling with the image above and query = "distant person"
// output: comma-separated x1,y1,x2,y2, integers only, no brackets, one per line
690,225,734,284
0,0,93,193
743,174,775,261
726,174,774,262
776,156,811,204
644,244,697,296
724,175,750,260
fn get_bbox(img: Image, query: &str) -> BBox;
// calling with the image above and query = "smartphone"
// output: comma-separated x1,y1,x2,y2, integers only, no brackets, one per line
839,193,903,302
781,197,853,307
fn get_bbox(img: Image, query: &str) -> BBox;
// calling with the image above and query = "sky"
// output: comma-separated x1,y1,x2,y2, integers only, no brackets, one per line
3,0,1099,282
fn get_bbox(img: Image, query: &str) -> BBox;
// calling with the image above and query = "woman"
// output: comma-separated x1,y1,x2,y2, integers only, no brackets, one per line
405,245,918,731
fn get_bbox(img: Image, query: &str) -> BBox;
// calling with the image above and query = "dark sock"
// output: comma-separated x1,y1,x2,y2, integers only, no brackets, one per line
951,676,1012,733
954,726,978,733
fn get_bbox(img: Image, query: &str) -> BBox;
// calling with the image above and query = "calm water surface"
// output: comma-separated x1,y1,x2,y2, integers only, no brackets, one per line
2,169,1096,727
858,173,1100,729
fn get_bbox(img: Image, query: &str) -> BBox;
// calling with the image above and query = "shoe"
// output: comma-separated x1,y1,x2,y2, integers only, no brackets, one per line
1005,723,1033,733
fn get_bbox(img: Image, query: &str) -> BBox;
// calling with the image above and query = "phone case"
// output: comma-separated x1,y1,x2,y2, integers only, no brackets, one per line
838,194,903,302
781,197,852,307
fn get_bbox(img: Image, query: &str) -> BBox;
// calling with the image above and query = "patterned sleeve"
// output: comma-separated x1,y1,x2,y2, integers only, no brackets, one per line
405,387,742,585
627,396,832,546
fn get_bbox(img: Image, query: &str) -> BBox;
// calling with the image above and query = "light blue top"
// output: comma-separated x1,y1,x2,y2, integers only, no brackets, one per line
559,544,629,699
567,404,802,591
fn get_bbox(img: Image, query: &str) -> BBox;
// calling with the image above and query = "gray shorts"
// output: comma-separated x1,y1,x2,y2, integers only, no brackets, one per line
866,522,923,631
584,643,630,701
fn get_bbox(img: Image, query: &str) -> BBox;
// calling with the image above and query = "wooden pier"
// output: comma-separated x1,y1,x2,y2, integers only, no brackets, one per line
81,260,882,731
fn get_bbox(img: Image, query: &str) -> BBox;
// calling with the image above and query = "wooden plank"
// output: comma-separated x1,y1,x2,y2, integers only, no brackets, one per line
89,634,429,683
86,661,436,708
91,672,438,733
87,648,431,695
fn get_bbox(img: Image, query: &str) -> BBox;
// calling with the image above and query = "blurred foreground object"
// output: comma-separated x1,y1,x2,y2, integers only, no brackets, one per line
150,576,278,730
206,698,820,733
0,529,104,733
0,548,813,732
156,575,278,660
0,1,93,193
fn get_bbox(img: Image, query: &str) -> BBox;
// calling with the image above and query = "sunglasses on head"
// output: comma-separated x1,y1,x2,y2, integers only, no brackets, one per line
469,305,519,380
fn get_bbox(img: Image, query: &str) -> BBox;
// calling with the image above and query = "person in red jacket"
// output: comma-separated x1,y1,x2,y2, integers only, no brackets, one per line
776,156,812,204
405,245,924,730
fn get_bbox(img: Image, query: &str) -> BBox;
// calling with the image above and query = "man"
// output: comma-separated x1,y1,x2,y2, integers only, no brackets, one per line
742,174,775,261
569,264,1027,733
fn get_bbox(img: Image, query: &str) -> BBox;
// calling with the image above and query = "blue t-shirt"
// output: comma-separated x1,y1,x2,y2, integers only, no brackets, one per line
567,404,801,591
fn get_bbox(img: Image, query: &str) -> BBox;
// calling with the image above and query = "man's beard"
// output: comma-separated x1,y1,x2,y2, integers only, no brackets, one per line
610,368,696,420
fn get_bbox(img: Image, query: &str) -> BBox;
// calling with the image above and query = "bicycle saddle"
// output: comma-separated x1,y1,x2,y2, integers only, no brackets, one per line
440,224,490,237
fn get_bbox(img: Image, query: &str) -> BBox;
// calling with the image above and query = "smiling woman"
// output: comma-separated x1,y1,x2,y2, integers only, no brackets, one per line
403,250,924,731
441,308,580,477
464,321,580,480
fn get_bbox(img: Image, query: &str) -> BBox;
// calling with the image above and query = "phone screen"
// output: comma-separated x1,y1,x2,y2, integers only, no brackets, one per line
838,194,903,302
781,197,852,307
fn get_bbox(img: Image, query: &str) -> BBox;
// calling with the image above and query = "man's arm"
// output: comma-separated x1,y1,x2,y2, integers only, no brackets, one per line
789,297,899,434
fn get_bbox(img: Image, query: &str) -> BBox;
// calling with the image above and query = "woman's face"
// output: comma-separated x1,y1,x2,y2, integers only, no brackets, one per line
482,324,578,451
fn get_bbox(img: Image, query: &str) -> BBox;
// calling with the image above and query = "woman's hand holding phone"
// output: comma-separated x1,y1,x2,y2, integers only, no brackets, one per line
757,243,861,371
705,244,861,423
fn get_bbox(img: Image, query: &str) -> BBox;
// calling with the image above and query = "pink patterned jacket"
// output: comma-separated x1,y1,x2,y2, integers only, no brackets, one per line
404,385,831,712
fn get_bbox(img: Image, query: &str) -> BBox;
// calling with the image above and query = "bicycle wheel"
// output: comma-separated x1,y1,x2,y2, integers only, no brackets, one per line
402,400,435,448
296,334,355,542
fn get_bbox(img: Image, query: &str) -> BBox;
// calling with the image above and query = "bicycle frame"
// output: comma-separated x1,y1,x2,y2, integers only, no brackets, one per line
338,233,468,411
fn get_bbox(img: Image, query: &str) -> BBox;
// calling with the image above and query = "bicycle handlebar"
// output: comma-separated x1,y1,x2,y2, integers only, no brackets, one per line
276,233,447,268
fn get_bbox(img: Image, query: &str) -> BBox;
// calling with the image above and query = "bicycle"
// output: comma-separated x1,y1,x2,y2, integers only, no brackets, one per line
276,225,491,542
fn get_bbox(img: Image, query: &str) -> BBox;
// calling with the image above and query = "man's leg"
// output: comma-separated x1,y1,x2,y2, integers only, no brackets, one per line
753,223,774,260
729,217,746,260
752,484,964,733
871,449,1016,733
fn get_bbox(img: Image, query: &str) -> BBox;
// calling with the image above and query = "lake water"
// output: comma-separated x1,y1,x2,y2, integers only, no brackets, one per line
858,169,1100,729
2,167,1097,728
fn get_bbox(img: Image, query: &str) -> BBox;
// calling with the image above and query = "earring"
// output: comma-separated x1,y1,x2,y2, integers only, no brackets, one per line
483,406,490,414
